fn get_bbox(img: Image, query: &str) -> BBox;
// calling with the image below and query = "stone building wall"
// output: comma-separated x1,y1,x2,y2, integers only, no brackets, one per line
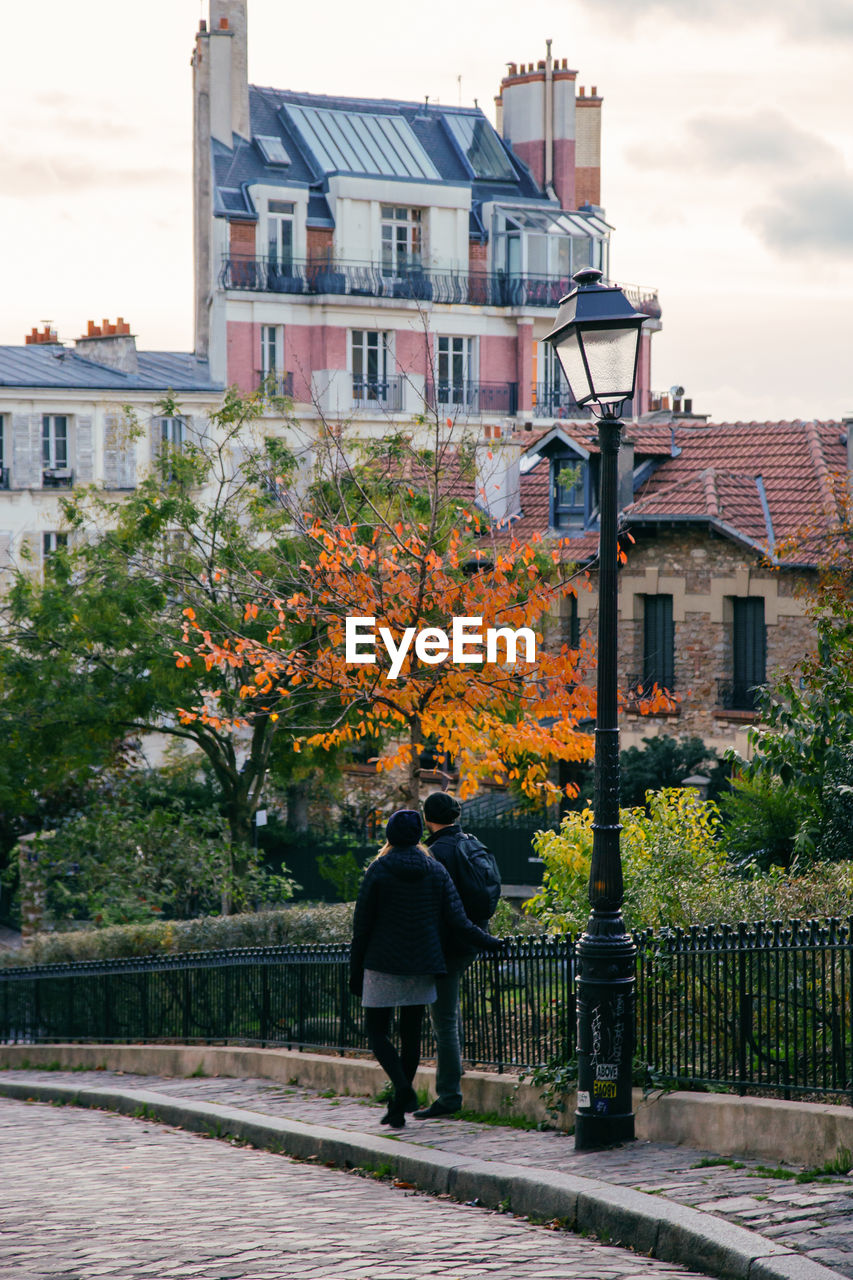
577,526,816,758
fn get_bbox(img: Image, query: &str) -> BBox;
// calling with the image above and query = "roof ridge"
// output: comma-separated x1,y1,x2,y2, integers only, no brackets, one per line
804,419,838,524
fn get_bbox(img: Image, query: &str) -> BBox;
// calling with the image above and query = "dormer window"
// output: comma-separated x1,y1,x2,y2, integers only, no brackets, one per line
256,135,291,166
552,457,586,529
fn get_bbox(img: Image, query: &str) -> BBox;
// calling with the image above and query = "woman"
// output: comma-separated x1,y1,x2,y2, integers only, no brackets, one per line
349,808,504,1128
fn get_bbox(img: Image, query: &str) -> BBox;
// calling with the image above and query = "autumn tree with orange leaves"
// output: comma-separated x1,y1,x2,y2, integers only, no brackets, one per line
178,416,598,808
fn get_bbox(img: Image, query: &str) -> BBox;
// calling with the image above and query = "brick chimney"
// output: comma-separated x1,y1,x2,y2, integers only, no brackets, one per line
575,85,603,208
497,48,580,208
74,318,139,373
25,324,59,345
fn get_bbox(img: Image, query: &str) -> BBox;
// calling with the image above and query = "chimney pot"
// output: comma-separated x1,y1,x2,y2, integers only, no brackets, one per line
579,85,585,96
219,16,229,28
199,18,207,31
562,57,567,68
537,60,545,69
591,85,598,95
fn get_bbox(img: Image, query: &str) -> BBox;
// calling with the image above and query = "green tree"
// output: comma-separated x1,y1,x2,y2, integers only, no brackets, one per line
0,388,324,905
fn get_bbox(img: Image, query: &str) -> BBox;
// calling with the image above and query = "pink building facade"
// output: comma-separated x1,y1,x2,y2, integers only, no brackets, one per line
193,1,661,439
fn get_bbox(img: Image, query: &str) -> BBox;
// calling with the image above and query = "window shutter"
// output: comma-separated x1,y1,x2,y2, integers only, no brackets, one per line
75,415,94,484
11,414,41,489
0,531,12,568
150,418,163,464
103,415,136,489
17,530,40,573
643,594,674,691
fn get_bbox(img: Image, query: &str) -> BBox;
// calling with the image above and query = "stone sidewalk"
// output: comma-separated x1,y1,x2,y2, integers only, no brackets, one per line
2,1068,852,1280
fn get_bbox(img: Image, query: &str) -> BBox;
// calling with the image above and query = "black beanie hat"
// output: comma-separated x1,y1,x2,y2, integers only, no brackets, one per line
386,809,423,848
423,792,461,825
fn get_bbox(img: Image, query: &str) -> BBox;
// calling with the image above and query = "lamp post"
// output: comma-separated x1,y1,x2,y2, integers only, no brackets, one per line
544,267,646,1150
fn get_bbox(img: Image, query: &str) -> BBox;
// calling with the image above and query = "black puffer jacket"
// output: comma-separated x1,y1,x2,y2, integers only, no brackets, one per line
349,845,502,995
426,822,486,960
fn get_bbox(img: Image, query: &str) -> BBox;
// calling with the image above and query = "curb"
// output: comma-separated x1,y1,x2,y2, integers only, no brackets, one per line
0,1079,845,1280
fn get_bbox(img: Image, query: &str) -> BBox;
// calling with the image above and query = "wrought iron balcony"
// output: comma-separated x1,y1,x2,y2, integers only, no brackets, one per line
42,468,73,489
220,255,660,314
425,380,518,416
257,371,294,397
716,678,763,712
352,375,404,412
532,382,591,418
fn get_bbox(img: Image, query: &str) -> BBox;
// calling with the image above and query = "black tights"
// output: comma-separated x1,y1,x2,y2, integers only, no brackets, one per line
364,1004,423,1095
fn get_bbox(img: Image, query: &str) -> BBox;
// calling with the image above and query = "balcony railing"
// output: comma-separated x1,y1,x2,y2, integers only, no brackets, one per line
42,468,73,489
352,375,404,412
716,678,763,712
425,380,518,416
220,256,659,314
532,383,591,419
257,371,294,397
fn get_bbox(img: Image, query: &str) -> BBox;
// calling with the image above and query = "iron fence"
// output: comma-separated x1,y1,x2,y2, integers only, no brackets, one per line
2,919,852,1099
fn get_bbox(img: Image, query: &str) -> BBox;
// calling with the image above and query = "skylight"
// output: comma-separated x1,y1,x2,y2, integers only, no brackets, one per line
256,135,291,166
285,105,440,180
443,114,516,182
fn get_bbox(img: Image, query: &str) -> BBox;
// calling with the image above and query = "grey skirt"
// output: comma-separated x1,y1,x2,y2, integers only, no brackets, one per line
362,969,437,1008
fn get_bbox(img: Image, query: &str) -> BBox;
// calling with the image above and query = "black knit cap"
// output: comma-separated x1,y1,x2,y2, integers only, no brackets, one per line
423,792,461,825
385,809,423,848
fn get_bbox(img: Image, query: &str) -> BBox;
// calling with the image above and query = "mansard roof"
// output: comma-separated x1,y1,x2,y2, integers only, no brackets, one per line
212,85,566,225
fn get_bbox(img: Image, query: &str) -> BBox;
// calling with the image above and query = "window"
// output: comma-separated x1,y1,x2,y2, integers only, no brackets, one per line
261,325,284,379
0,415,6,488
642,595,674,695
160,418,185,450
551,455,587,530
381,206,422,276
42,531,68,559
436,336,474,407
536,343,575,416
268,200,294,272
561,593,580,650
42,415,68,470
256,136,291,166
351,330,392,404
730,597,766,710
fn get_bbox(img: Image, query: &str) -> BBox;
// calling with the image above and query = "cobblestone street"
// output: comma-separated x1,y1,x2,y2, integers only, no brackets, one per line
0,1098,705,1280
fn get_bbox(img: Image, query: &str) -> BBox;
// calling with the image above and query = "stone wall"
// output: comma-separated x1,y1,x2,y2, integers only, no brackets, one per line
578,526,816,757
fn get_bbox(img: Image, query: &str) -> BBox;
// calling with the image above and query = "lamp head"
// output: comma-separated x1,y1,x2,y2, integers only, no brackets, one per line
544,268,646,409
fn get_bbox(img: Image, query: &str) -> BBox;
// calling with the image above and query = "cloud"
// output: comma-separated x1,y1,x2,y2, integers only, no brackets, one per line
749,175,853,256
630,110,838,174
594,0,853,41
0,151,181,198
22,93,135,140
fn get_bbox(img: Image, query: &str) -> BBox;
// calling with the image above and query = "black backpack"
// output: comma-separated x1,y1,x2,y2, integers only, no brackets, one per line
453,832,501,922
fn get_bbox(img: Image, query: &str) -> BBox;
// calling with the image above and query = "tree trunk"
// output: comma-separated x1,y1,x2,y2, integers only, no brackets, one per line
286,782,310,833
406,716,422,810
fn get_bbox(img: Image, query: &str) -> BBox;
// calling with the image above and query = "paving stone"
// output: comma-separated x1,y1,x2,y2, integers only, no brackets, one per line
3,1068,853,1278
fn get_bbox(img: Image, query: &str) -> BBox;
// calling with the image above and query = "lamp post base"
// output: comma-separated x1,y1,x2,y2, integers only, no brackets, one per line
575,1109,635,1150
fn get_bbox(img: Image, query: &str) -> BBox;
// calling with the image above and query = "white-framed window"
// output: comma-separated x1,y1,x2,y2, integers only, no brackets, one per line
351,330,392,405
160,417,185,450
42,415,68,470
436,336,474,407
261,325,284,377
380,205,422,276
267,199,295,271
42,531,68,559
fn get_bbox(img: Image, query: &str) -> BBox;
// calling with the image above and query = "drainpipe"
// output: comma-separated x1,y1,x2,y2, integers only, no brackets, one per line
544,39,556,200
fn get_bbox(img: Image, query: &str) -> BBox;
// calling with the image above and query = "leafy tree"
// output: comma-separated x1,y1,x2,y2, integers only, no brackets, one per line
524,788,727,932
178,417,632,806
741,481,853,860
0,388,328,904
23,779,292,928
570,734,729,810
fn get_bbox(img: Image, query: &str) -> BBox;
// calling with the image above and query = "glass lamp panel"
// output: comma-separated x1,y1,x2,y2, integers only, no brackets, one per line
554,331,593,404
579,326,640,402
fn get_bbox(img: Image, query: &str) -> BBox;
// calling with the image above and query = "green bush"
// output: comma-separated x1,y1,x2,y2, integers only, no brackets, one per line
0,902,357,969
524,786,853,932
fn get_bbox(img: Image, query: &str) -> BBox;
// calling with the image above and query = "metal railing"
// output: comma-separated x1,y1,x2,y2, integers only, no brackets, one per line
257,372,294,397
425,380,518,416
3,919,853,1098
221,255,661,315
531,383,590,418
352,375,404,412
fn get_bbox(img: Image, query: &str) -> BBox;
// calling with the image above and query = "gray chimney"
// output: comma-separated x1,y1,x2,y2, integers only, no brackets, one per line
617,434,635,512
207,1,250,145
74,319,138,373
475,428,522,524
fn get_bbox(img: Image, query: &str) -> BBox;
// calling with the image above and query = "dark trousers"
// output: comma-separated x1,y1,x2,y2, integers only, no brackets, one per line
364,1005,423,1095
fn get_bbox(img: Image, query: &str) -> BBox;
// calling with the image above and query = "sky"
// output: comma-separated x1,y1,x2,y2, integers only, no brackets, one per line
1,0,851,424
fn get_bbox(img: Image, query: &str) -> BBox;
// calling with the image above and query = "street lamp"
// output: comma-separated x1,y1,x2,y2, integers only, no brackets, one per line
544,267,646,1150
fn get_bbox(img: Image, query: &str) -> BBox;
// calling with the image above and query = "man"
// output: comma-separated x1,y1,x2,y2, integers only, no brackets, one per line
413,791,484,1120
